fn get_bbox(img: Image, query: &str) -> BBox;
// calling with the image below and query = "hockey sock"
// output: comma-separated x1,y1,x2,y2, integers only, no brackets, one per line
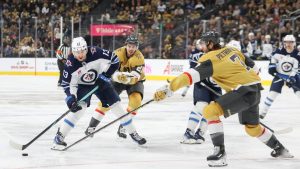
261,91,279,113
187,102,207,132
257,127,278,148
60,103,87,137
110,102,136,134
186,111,201,132
208,119,224,146
198,118,208,135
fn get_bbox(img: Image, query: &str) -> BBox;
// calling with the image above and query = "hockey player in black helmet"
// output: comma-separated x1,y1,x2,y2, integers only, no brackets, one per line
153,30,293,167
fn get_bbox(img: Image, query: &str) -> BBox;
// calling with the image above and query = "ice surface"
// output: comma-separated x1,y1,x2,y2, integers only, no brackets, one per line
0,76,299,169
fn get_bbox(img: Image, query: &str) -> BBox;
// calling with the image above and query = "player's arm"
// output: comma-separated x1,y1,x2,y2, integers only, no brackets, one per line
102,52,120,78
268,51,281,76
244,56,260,74
153,60,212,101
170,59,212,91
112,54,145,85
61,59,78,97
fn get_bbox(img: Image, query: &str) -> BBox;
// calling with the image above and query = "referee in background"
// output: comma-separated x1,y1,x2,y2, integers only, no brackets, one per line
56,35,71,87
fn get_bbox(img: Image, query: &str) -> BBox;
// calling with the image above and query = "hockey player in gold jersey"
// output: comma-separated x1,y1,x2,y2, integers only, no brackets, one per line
153,31,293,167
85,35,146,144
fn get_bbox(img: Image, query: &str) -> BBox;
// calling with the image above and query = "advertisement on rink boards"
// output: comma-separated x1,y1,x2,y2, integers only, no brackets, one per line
0,58,272,84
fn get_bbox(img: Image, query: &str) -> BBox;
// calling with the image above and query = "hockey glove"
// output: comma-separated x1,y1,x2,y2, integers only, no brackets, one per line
112,72,136,84
65,95,82,112
153,85,173,101
286,76,296,88
98,74,111,82
268,63,277,76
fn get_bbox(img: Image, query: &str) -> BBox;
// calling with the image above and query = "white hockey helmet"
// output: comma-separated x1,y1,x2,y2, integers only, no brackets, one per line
72,37,87,53
283,35,296,50
283,35,296,42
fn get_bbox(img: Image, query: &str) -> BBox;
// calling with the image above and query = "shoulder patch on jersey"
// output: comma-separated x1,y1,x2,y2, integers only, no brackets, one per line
90,47,97,55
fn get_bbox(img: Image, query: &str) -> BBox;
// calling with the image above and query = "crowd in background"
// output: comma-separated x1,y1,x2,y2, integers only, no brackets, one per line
1,0,300,59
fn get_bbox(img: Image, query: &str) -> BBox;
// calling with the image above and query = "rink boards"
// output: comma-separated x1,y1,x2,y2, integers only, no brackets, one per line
0,58,272,86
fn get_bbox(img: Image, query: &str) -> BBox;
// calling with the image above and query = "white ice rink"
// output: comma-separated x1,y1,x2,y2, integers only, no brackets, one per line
0,76,299,169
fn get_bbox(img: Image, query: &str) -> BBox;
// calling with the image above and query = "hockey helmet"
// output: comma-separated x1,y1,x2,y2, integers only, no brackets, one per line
283,35,296,42
125,35,139,47
72,37,87,52
201,31,220,45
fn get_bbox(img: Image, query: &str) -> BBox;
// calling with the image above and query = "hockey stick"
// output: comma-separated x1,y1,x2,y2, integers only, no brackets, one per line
181,86,190,97
9,85,99,151
275,73,300,90
59,99,154,151
199,82,292,135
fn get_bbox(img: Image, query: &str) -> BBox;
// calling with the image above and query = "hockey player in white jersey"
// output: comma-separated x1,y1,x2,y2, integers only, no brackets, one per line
52,37,146,150
260,35,300,119
181,39,221,144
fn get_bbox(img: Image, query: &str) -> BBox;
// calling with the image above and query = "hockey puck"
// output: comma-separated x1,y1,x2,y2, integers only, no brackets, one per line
22,153,28,156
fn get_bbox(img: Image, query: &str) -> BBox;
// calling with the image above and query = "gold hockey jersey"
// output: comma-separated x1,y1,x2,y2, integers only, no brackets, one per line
114,46,145,81
198,47,261,92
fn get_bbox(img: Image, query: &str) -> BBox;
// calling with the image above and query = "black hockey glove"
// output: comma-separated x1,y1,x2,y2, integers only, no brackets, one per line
65,94,82,112
268,64,277,76
286,76,296,88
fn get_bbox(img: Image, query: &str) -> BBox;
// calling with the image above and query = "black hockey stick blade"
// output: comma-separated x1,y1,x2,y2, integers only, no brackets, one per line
9,86,99,150
59,99,154,151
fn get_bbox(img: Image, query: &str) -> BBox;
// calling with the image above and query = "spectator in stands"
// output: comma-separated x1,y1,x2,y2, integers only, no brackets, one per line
261,34,274,60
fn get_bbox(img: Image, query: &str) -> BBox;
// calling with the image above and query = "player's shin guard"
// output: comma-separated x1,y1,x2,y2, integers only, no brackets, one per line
110,102,146,145
52,103,87,150
257,127,293,158
85,108,106,137
206,120,227,167
260,91,279,119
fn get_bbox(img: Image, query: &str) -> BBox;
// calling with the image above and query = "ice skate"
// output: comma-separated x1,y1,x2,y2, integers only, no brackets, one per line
271,142,294,158
51,128,67,150
207,145,228,167
181,128,200,144
194,128,205,143
84,127,96,138
117,125,127,139
130,132,146,145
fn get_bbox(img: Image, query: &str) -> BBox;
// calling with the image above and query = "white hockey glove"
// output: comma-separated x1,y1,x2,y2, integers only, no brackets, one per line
112,72,136,84
153,84,173,101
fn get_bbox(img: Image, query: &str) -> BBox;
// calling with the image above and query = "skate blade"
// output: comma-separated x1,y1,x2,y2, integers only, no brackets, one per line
180,138,203,144
208,159,228,167
51,144,66,151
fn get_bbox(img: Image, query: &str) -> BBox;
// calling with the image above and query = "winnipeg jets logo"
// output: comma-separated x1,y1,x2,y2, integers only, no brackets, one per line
81,69,97,83
66,60,72,67
281,62,293,72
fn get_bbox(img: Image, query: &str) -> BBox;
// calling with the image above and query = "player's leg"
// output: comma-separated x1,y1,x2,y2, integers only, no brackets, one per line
100,80,146,145
182,83,208,144
202,101,226,167
117,82,144,139
260,77,283,119
241,104,293,158
52,85,92,150
84,101,109,137
202,84,262,166
194,86,222,142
